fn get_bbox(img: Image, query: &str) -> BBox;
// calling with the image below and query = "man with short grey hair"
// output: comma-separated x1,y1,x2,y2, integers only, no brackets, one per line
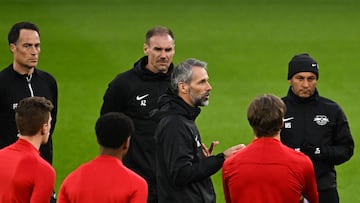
153,58,245,202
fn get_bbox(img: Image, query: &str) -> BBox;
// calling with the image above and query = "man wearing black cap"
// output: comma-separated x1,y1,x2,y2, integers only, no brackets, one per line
280,53,354,203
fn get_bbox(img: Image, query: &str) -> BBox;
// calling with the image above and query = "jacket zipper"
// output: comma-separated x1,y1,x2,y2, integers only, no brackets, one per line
26,74,34,97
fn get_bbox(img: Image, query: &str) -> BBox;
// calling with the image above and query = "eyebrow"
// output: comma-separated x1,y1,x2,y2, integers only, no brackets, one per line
197,77,209,84
23,42,40,45
296,75,315,79
153,47,173,51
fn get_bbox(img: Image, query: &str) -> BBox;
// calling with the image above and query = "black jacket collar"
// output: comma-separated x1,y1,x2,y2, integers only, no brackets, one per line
8,64,38,80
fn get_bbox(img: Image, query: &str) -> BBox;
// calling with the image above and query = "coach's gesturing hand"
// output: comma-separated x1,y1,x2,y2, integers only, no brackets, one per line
202,141,219,157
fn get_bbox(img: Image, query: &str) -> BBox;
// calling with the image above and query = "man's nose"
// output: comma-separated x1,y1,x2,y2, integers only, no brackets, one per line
302,80,310,87
30,46,39,54
159,50,167,58
207,82,212,91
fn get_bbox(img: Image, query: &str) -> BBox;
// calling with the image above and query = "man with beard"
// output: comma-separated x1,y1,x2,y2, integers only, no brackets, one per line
280,53,354,203
100,26,175,203
153,58,245,203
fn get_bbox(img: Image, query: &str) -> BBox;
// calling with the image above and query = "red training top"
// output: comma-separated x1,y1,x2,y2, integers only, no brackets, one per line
222,138,318,203
58,155,148,203
0,139,56,203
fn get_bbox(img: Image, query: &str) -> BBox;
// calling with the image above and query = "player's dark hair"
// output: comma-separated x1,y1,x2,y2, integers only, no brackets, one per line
247,94,286,137
15,96,53,136
8,22,40,45
95,112,134,149
145,25,174,45
171,58,207,92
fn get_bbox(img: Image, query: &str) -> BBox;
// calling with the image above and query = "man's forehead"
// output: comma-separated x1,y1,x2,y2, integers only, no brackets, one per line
18,29,40,43
148,35,174,46
191,67,208,80
19,29,39,36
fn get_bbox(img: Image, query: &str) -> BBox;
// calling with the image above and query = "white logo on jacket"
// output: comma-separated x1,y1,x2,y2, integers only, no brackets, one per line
136,94,149,107
136,94,149,100
194,134,201,147
284,117,294,129
314,115,329,126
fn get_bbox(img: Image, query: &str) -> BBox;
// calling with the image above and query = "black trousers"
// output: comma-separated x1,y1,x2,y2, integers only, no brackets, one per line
147,182,158,203
319,188,339,203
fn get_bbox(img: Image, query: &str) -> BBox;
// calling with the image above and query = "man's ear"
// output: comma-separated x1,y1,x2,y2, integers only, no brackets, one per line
9,43,16,53
123,137,131,150
143,43,149,55
40,123,49,136
178,82,189,94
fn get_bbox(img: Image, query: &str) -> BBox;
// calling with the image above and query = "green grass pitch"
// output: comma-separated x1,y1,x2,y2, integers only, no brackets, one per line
1,0,359,202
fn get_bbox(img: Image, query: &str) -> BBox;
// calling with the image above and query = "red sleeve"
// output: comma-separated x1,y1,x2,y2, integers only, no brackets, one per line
222,162,232,203
58,179,70,203
302,158,318,203
30,162,55,203
129,174,148,203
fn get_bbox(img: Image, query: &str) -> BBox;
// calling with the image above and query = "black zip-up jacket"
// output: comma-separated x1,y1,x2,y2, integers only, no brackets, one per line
100,56,174,186
281,87,354,191
0,64,58,164
153,90,225,203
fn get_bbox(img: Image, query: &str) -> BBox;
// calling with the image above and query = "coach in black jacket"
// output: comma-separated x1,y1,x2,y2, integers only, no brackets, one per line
101,26,175,203
0,22,58,165
281,53,354,203
153,58,244,203
0,22,58,203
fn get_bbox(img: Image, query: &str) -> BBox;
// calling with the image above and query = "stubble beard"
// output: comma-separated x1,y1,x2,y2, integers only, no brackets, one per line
191,95,209,107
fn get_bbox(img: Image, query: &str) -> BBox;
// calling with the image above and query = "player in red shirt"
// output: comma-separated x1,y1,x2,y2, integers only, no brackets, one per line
0,96,55,203
58,112,148,203
222,94,318,203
